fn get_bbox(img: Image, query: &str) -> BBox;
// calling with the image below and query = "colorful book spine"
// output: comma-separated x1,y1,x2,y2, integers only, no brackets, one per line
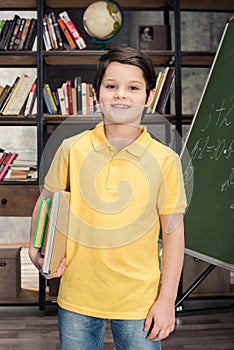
33,197,52,249
0,152,18,181
59,11,86,50
57,18,76,50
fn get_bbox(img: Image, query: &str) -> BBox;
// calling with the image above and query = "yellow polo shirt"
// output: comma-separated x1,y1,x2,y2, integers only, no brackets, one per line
44,121,187,319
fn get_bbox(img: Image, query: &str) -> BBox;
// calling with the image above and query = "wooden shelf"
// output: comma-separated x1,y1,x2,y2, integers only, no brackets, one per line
181,51,215,67
0,0,36,9
0,52,37,66
0,117,37,126
180,0,234,11
46,0,166,10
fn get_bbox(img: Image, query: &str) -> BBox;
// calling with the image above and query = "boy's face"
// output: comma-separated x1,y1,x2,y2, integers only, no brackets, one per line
98,62,154,126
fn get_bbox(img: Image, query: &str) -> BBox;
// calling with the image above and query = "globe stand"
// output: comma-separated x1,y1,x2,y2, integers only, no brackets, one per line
92,38,112,50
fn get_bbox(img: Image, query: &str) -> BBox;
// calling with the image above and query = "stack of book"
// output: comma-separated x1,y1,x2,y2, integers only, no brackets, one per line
0,75,37,116
0,148,18,181
0,149,37,181
43,78,98,116
149,67,175,114
0,15,37,51
43,10,86,51
5,158,37,181
33,190,70,275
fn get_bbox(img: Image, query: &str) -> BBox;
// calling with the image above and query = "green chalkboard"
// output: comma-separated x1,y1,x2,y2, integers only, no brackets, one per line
181,18,234,271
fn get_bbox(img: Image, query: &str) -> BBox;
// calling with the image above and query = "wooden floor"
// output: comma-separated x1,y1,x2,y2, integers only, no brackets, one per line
0,304,233,349
0,248,234,349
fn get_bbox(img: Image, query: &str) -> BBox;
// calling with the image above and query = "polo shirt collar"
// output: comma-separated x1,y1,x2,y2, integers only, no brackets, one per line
91,121,152,158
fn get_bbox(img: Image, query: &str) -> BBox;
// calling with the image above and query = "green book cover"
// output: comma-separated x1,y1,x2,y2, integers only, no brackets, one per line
33,197,51,248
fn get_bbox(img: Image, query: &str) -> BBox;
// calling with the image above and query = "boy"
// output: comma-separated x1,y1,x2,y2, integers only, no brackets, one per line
29,46,187,349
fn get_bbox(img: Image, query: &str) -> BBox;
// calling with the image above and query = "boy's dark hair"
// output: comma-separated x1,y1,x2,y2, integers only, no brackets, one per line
94,46,156,102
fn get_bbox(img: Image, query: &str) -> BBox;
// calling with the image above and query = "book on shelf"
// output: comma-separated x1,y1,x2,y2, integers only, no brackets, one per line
72,87,77,115
18,18,31,50
57,17,76,50
0,19,12,50
0,76,20,114
43,83,57,115
44,13,58,50
59,11,86,50
74,76,82,114
8,15,21,50
66,80,73,115
12,18,26,50
23,18,37,51
2,74,36,116
4,157,37,181
2,15,18,51
24,82,37,116
50,11,63,49
0,151,18,181
0,20,6,36
155,68,175,114
57,87,67,115
40,190,70,275
149,67,170,114
0,84,12,111
62,82,69,115
33,197,52,249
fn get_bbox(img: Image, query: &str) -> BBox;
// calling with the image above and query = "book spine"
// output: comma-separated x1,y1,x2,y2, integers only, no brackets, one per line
3,15,20,50
13,18,26,50
74,76,82,114
24,18,37,51
43,18,52,51
0,20,12,50
81,82,87,114
24,82,37,116
50,11,63,49
66,80,73,115
59,11,86,50
0,152,18,181
8,16,21,50
57,18,76,50
33,198,52,249
44,83,58,114
62,82,69,114
18,18,31,50
57,87,67,115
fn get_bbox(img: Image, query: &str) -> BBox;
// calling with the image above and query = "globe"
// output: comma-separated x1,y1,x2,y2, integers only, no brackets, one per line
83,0,124,49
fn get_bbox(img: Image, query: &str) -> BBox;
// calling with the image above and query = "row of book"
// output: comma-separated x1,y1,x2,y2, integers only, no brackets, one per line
0,148,37,181
0,74,37,116
43,10,86,51
0,15,37,51
33,190,70,275
43,78,98,116
149,67,175,114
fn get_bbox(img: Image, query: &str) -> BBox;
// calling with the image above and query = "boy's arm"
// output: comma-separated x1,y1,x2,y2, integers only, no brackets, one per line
144,213,184,341
28,187,53,270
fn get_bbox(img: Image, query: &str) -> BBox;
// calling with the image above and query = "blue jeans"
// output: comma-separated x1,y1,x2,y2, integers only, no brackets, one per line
58,306,161,350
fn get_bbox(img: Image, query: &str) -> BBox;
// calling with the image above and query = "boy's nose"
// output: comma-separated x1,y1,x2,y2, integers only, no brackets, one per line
115,88,127,99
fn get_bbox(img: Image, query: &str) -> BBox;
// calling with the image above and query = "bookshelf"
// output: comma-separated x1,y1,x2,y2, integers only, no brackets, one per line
0,0,233,309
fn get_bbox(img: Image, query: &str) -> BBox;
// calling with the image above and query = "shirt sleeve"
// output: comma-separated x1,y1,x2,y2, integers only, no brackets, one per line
44,139,70,192
157,151,187,215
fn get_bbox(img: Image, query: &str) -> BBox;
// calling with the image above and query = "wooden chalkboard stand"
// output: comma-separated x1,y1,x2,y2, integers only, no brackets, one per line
175,264,234,315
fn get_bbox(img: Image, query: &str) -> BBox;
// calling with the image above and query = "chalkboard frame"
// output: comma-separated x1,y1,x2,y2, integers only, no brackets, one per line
181,17,234,271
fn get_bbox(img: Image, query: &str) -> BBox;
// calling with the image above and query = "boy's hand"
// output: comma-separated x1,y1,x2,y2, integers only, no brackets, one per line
42,257,67,280
144,296,175,341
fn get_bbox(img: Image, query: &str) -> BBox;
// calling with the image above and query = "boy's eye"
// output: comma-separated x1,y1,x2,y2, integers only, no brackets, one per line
130,86,139,91
106,84,116,89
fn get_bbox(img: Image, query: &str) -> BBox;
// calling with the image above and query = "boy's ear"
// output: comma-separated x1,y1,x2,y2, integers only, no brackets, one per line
145,89,155,108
